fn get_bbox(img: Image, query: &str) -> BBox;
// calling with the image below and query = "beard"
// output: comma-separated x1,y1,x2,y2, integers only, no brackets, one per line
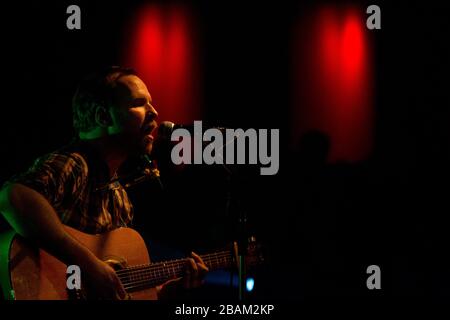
111,131,153,158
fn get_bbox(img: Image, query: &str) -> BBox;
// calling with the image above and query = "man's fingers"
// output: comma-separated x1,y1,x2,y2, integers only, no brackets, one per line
191,252,209,271
115,276,127,299
191,252,202,263
180,253,210,289
198,262,209,274
187,257,198,274
118,286,127,299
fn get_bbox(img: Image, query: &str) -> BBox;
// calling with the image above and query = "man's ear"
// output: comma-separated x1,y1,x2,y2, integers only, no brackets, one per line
94,105,112,127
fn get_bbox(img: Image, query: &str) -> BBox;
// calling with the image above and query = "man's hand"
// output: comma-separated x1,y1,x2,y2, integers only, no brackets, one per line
157,252,209,299
182,252,209,289
84,258,127,300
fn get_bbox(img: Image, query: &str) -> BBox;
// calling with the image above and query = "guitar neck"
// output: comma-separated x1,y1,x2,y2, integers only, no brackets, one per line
115,250,234,293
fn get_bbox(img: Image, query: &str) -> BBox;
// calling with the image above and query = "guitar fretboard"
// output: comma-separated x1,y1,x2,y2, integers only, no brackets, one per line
115,250,234,292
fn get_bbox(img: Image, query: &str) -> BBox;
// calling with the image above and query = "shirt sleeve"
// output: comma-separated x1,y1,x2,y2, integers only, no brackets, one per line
7,152,88,209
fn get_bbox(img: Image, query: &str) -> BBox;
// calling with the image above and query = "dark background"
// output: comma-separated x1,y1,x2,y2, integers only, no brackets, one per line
0,0,449,302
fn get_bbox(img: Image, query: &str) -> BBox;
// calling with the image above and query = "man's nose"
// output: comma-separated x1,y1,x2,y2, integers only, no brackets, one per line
146,103,159,119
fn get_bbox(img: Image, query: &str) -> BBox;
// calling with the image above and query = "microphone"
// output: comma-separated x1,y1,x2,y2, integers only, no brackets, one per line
156,121,228,141
156,121,176,140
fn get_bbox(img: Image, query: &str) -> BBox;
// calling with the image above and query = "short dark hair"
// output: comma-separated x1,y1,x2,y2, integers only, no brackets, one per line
72,66,136,133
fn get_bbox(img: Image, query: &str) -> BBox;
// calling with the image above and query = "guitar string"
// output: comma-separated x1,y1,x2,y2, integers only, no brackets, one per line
120,259,234,290
116,253,233,288
117,253,232,282
115,251,232,276
116,252,233,282
115,251,231,273
118,251,231,271
115,251,232,274
116,255,233,287
115,253,232,282
121,256,234,292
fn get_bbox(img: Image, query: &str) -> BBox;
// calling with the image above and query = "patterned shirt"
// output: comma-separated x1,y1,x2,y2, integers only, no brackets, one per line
5,141,134,234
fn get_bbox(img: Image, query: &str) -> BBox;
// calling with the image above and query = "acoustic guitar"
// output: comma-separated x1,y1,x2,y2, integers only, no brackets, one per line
0,225,262,300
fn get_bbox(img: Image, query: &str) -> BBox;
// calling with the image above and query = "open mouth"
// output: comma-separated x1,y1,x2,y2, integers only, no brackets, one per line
144,123,156,134
143,123,157,140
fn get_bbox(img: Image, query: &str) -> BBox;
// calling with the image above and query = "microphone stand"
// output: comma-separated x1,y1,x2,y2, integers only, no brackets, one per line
157,123,248,300
222,164,247,302
212,131,248,302
237,206,248,302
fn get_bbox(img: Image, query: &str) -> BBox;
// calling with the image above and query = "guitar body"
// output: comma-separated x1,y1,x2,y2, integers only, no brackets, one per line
0,225,157,300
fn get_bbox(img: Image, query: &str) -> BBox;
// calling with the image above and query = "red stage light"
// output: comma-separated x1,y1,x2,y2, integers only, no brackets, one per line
123,4,201,125
292,6,373,163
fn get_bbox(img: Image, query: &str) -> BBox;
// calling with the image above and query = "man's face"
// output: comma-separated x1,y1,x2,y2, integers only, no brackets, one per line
109,75,159,155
